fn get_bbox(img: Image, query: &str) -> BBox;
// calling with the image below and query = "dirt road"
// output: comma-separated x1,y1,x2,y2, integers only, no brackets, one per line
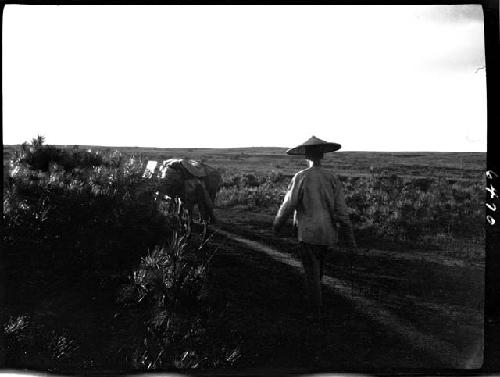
207,207,484,370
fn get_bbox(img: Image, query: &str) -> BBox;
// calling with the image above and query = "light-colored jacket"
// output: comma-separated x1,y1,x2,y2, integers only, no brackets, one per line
274,166,356,247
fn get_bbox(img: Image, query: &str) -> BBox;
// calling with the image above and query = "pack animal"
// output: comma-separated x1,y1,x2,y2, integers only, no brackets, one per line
144,159,222,223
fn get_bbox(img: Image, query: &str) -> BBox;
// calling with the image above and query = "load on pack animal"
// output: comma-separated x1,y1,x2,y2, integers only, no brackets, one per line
143,159,222,223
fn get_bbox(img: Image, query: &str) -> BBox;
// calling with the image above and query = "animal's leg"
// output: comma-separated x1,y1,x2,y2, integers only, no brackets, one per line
197,183,216,223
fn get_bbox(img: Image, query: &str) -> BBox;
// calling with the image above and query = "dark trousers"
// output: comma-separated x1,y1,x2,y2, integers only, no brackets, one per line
298,243,328,318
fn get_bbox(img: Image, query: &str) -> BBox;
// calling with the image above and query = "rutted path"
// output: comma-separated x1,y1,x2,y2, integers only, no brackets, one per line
212,227,482,369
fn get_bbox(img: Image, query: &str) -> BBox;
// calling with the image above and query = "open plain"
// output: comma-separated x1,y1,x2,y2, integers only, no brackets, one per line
3,144,486,372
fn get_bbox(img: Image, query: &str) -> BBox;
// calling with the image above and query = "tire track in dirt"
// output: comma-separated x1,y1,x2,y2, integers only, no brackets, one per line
213,227,479,369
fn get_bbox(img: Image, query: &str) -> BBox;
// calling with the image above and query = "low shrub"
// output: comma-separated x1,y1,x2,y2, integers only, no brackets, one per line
115,227,237,369
3,142,235,370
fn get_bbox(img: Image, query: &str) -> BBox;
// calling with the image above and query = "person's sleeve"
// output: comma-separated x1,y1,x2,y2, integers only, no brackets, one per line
333,178,357,248
273,174,301,230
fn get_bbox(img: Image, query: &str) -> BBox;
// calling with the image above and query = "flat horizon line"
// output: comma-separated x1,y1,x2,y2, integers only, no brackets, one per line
3,144,487,154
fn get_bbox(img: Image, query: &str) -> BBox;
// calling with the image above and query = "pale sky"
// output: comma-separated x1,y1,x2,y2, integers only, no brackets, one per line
2,5,487,151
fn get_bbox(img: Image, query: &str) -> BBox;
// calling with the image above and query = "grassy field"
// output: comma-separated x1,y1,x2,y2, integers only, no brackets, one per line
4,144,486,178
3,142,486,371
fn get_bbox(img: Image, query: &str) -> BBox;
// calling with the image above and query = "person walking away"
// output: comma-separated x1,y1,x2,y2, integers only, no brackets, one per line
272,136,357,322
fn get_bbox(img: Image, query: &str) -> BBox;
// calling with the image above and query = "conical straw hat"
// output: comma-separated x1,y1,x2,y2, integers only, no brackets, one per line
286,136,341,155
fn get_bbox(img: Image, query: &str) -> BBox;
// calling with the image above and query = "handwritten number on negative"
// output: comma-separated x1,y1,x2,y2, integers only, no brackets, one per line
486,185,498,200
486,170,498,180
485,170,498,226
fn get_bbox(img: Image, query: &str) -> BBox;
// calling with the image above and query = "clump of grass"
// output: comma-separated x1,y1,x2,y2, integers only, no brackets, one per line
115,215,239,369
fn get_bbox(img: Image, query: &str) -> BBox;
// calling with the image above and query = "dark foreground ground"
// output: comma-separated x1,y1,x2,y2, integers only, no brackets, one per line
205,234,436,371
3,146,486,373
3,211,484,374
209,207,484,371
